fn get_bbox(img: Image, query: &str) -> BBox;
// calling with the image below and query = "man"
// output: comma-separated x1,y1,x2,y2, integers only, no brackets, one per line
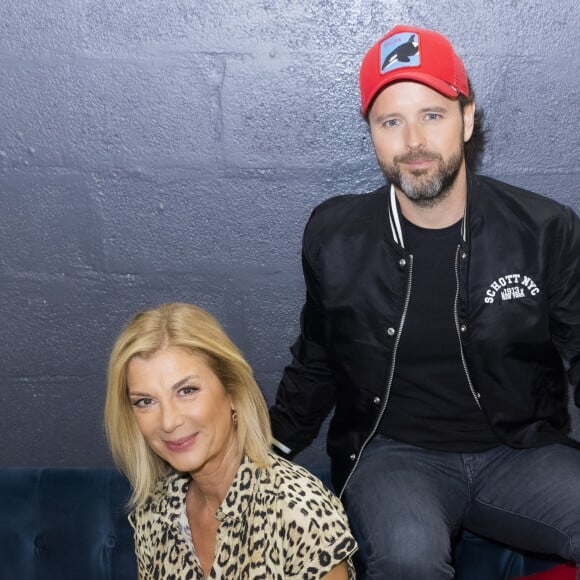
269,24,580,579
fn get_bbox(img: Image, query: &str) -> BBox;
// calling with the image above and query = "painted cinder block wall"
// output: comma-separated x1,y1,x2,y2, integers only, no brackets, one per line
0,1,578,467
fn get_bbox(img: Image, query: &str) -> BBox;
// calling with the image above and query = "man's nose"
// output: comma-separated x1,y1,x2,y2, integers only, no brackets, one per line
405,122,426,149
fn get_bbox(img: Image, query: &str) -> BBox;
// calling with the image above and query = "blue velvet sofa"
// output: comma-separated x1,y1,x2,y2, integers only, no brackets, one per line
0,466,564,579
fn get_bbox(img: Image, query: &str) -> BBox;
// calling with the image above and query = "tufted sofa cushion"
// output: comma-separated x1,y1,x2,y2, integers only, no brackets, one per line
0,466,569,580
0,467,136,580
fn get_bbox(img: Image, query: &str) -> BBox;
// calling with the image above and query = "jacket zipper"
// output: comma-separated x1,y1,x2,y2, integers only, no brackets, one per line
339,253,414,498
454,245,481,410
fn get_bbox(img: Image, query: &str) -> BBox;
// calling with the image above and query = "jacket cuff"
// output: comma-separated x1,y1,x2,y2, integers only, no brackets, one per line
271,437,293,457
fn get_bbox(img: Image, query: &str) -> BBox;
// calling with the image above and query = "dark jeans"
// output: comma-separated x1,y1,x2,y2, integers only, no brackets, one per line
343,435,580,580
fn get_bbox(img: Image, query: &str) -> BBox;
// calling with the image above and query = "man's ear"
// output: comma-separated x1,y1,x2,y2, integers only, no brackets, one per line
463,101,475,143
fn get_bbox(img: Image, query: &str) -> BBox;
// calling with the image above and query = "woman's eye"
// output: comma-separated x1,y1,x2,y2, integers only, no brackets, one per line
132,397,154,408
179,385,199,396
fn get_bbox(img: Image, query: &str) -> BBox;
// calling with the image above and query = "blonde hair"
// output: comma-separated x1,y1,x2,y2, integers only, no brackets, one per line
104,302,272,508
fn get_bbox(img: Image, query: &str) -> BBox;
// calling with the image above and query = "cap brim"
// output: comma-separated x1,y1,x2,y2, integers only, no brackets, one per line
363,72,460,116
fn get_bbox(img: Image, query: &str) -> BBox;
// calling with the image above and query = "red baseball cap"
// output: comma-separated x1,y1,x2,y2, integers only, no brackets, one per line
359,25,469,116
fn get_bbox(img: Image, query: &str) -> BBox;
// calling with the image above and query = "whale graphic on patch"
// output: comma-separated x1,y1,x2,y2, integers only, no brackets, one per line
381,33,419,72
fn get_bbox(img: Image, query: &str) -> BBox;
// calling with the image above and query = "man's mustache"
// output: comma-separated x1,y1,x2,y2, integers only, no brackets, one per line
394,151,442,164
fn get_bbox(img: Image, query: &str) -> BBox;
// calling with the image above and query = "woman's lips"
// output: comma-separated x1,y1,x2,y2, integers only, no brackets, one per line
163,433,198,452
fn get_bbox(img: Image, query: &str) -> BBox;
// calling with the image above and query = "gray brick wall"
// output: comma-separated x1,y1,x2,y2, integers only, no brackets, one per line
1,0,578,466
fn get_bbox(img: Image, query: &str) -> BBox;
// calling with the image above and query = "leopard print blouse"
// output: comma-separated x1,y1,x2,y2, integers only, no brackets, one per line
129,453,357,579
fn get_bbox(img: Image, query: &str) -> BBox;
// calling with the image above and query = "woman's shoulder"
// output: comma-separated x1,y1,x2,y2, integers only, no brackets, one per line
259,454,357,578
264,454,343,510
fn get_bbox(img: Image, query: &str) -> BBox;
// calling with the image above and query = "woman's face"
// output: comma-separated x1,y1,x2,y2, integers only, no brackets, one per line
126,346,238,478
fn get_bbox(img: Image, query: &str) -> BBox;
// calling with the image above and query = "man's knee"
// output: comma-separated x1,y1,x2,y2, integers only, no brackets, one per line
358,518,454,580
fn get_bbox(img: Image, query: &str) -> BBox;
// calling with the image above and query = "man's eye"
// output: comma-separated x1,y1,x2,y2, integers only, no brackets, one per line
425,113,441,120
383,119,399,127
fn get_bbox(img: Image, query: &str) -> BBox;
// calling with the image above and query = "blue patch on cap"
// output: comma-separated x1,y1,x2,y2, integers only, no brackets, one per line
380,32,420,73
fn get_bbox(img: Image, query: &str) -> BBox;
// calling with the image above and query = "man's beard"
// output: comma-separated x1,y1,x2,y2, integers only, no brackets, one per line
378,148,464,208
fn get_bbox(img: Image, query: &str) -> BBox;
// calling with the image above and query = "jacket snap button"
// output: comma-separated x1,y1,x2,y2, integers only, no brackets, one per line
461,252,467,260
476,392,481,399
373,396,380,405
349,453,356,461
399,258,406,267
460,324,467,332
387,327,396,336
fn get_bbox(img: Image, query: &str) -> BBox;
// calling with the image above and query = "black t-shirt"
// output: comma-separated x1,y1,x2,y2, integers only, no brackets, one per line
378,216,499,451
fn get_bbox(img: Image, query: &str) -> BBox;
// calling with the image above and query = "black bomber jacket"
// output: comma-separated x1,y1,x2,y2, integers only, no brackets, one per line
270,172,580,496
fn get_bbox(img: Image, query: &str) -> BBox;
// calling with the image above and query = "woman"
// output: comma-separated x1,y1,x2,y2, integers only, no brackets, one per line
105,302,356,579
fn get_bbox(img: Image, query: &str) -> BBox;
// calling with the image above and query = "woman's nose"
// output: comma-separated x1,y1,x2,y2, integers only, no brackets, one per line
160,401,183,432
